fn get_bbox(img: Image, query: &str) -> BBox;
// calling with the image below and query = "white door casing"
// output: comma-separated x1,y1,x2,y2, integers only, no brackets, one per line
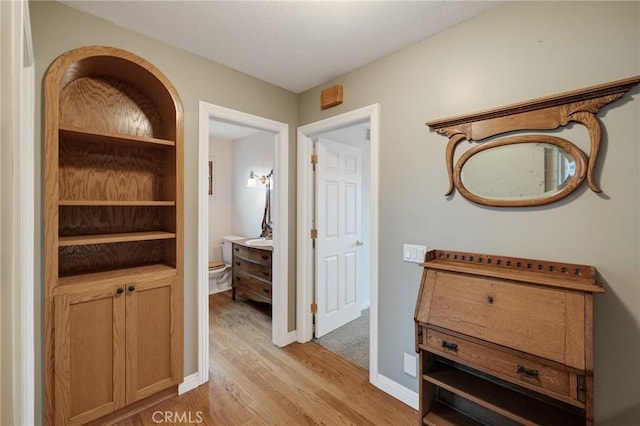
315,138,362,337
1,0,35,424
193,102,290,395
297,104,379,379
297,104,418,408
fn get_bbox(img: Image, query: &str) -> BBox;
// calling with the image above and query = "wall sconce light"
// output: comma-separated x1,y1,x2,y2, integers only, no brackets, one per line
247,170,272,187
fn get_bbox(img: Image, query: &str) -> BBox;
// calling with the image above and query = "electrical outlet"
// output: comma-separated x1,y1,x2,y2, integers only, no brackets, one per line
403,244,427,263
403,352,417,377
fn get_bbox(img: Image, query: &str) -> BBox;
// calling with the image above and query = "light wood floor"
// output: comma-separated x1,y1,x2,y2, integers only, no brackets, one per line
120,291,419,425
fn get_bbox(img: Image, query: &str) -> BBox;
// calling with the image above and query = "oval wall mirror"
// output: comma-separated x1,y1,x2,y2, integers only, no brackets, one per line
454,135,587,207
426,75,640,208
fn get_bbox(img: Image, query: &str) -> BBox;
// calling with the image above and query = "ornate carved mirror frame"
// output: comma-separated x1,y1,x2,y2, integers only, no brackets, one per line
427,75,640,207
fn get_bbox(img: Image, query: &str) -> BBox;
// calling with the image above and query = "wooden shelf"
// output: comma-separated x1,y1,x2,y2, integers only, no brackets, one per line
57,263,176,287
59,231,176,247
423,367,584,426
59,200,176,206
60,126,175,148
423,402,481,426
45,45,184,425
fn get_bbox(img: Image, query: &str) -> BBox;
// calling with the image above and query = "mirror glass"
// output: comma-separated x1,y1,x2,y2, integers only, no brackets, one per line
460,143,576,201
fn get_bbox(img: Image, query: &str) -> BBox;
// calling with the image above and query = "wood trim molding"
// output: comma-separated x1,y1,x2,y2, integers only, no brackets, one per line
427,75,640,207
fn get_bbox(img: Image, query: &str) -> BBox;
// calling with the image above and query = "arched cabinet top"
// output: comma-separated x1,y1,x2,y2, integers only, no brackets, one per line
45,45,183,141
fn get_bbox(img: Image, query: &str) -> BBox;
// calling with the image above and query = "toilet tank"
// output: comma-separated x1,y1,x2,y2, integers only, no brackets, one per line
220,235,245,264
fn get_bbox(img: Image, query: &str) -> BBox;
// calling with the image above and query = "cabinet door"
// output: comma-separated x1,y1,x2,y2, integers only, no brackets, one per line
125,276,181,404
54,286,126,426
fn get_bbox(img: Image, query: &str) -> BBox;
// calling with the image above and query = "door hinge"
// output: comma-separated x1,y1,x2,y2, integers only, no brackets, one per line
310,303,318,313
310,229,318,239
311,154,318,165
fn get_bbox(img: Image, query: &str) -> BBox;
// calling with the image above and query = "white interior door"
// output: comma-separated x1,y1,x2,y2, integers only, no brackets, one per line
315,138,362,337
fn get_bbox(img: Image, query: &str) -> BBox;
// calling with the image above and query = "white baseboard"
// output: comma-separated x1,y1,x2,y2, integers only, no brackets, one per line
178,372,201,395
373,373,419,410
280,330,298,346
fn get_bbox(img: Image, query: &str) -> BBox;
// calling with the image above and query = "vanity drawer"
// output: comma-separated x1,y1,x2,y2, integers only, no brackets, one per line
424,329,580,403
233,244,272,264
426,271,584,365
233,257,272,281
233,273,272,300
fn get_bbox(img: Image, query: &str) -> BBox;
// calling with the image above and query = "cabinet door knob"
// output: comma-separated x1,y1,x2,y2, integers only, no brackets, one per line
128,285,136,292
116,287,124,295
486,295,494,304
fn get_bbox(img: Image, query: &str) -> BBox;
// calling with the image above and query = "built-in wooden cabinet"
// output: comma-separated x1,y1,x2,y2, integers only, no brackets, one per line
415,250,603,425
44,46,183,425
232,242,273,304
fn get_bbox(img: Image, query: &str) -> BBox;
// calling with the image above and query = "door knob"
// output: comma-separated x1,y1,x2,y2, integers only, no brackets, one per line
356,240,364,246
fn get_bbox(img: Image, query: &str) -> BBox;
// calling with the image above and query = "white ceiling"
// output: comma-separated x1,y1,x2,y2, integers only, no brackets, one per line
59,0,504,94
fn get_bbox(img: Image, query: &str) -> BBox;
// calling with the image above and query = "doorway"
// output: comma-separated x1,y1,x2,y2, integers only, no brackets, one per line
193,102,289,391
297,104,380,382
313,124,370,370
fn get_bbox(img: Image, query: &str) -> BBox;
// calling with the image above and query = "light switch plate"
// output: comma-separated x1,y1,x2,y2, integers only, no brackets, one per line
403,244,427,263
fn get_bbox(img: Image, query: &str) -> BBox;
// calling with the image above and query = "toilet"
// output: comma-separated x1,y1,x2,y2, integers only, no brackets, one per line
209,235,244,294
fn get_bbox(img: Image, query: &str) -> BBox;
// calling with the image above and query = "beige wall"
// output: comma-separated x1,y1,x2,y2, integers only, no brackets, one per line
30,1,298,424
28,0,640,424
299,1,639,423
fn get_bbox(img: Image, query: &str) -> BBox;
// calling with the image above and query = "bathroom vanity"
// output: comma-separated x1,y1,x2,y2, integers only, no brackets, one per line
232,240,273,304
414,249,603,425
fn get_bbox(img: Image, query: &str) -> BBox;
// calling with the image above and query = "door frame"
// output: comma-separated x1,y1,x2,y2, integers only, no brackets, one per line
194,101,289,390
0,0,35,423
296,103,379,382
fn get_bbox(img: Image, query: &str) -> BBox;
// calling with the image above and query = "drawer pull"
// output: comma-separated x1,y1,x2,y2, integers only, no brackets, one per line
487,295,494,304
442,341,458,352
517,365,539,379
262,254,269,260
263,287,270,293
236,262,241,266
263,271,269,276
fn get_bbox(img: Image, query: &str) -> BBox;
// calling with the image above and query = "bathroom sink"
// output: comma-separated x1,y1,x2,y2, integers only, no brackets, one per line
245,238,273,247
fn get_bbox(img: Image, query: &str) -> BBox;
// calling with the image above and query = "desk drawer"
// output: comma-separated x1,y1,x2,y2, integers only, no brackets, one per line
427,271,575,364
425,329,579,403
